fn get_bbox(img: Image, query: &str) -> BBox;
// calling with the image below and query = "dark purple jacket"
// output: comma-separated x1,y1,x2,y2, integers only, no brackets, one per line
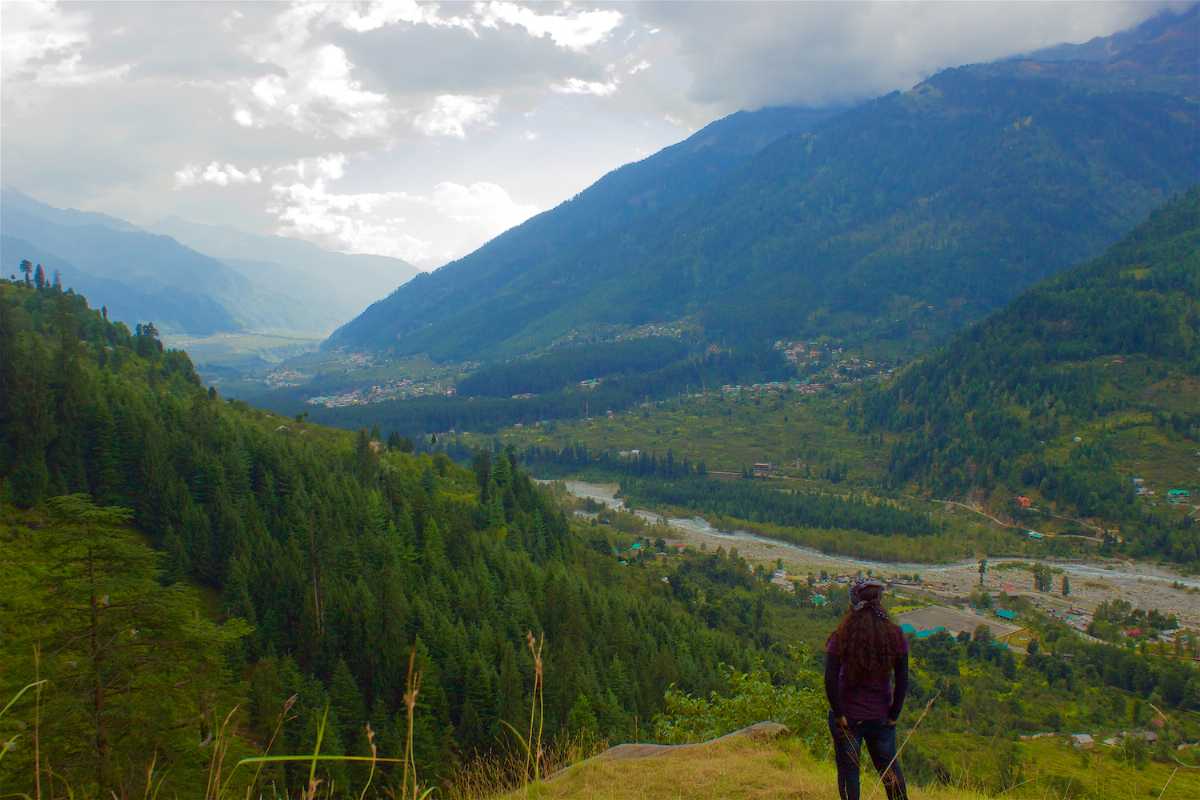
824,626,909,722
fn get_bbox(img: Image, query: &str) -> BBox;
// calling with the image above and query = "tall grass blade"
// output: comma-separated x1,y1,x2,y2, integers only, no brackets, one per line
865,691,938,800
0,681,48,720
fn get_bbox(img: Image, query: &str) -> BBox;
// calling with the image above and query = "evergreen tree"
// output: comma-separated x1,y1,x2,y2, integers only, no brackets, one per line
17,495,246,796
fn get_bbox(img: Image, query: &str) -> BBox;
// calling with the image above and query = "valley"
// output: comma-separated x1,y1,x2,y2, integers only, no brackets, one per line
2,3,1198,798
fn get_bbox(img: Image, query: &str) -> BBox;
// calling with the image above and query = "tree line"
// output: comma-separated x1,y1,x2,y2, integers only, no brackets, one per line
619,475,939,538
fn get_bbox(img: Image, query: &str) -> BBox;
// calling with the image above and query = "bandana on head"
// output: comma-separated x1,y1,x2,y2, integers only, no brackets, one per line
850,578,888,620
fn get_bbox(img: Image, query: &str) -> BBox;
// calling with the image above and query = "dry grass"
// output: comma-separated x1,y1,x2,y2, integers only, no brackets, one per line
447,731,604,800
500,735,993,800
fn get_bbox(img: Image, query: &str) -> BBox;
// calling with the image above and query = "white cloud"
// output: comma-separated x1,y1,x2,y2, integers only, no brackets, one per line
413,94,499,138
329,0,474,34
277,153,348,182
263,152,538,267
635,1,1182,111
431,181,539,235
232,6,395,139
551,77,619,97
478,2,624,51
268,173,430,262
1,1,130,86
628,59,651,75
175,161,263,187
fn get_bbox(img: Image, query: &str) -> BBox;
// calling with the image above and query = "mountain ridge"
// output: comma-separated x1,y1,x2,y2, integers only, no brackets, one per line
328,7,1199,365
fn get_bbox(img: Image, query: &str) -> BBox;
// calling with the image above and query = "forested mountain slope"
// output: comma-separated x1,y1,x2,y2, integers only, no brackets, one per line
858,188,1200,565
0,280,792,794
328,7,1199,363
325,105,838,357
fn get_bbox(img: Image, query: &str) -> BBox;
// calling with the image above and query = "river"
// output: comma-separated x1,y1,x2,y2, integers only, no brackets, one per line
552,479,1200,592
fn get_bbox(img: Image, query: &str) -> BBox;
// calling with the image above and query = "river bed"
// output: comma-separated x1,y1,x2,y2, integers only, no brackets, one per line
550,479,1200,628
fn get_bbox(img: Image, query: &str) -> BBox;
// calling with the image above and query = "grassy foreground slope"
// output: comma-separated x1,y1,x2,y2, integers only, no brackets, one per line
517,734,989,800
858,188,1200,566
513,731,1196,800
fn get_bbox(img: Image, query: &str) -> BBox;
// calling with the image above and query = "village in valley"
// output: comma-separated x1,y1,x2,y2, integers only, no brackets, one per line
580,500,1200,757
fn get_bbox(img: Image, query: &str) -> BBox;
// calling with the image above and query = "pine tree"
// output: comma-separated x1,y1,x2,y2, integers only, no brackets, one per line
567,692,599,741
34,263,46,289
329,658,367,747
27,495,247,795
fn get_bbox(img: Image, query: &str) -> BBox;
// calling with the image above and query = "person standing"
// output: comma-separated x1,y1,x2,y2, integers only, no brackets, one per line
824,578,909,800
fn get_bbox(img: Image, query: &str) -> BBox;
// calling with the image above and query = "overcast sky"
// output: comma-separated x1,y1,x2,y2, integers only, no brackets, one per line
1,1,1181,270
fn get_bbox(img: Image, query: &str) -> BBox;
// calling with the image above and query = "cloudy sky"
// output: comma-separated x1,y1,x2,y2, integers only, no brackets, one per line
1,1,1179,271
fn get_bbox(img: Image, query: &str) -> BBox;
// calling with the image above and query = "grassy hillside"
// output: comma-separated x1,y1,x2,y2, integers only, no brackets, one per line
510,730,1197,800
514,732,992,800
858,188,1200,566
329,8,1197,364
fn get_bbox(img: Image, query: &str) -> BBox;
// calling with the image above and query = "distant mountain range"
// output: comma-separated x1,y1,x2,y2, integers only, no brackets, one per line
0,188,419,337
328,6,1199,364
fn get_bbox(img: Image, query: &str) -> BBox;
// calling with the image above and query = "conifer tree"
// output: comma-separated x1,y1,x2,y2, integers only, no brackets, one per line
24,495,246,796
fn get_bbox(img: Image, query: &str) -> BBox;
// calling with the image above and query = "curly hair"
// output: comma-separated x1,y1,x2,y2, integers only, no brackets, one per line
832,603,899,686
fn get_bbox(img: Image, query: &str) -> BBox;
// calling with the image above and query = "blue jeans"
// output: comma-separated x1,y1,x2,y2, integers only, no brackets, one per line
827,712,908,800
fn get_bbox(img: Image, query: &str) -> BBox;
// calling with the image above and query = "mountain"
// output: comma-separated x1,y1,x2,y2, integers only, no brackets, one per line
150,215,420,330
325,105,839,356
858,188,1200,565
1,188,303,335
0,189,419,338
328,6,1199,364
0,232,242,334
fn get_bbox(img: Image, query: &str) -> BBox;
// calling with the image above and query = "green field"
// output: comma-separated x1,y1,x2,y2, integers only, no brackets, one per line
480,391,888,483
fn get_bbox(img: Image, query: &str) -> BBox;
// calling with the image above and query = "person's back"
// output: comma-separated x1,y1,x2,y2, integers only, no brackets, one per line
823,578,909,800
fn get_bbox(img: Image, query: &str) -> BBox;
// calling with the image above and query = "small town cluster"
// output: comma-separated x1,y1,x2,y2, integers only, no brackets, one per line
547,319,695,350
773,338,897,384
306,378,457,408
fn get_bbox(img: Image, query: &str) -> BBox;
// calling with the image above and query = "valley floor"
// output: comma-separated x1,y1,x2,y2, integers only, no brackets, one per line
551,480,1200,631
